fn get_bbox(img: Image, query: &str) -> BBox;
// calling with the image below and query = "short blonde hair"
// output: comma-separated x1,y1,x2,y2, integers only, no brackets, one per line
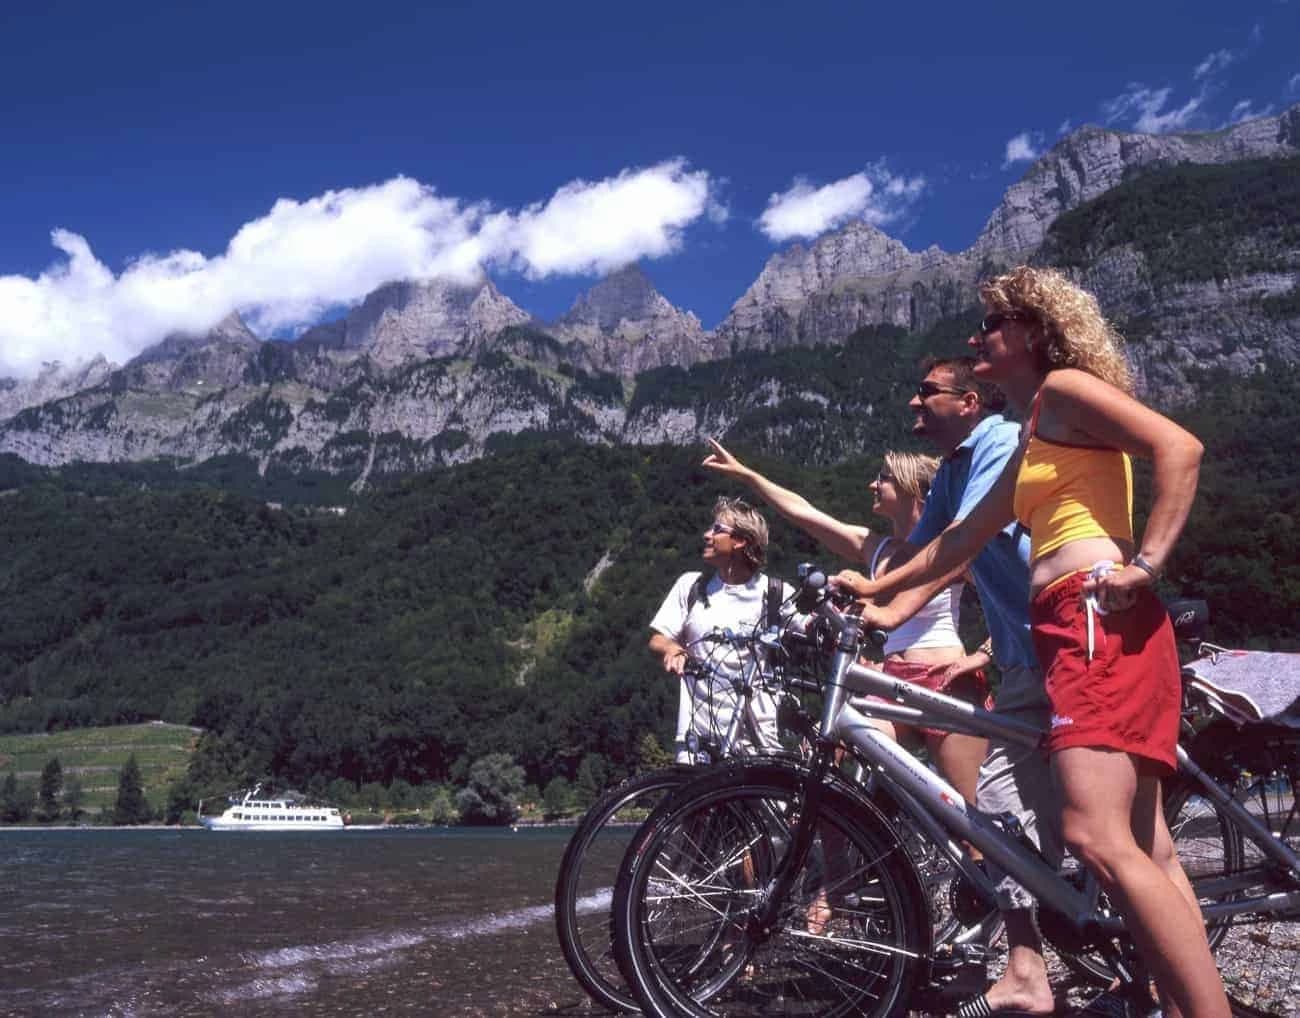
881,450,940,504
980,266,1134,394
714,496,769,570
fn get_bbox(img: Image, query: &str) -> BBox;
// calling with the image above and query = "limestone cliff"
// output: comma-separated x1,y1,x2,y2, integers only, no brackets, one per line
549,265,725,374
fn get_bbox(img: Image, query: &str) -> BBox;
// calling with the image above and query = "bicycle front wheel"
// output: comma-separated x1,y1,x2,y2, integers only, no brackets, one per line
612,761,930,1018
554,766,693,1012
1174,725,1300,1017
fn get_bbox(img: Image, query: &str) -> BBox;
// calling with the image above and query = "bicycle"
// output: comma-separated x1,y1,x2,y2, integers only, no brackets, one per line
555,625,821,1013
610,568,1300,1018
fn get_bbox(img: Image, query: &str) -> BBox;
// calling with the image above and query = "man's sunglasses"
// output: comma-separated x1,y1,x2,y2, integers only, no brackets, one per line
914,382,970,400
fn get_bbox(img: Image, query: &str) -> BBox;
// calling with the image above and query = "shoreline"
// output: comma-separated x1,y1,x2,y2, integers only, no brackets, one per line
0,818,588,832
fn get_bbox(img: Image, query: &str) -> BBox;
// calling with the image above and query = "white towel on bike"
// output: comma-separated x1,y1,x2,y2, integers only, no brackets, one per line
1185,650,1300,725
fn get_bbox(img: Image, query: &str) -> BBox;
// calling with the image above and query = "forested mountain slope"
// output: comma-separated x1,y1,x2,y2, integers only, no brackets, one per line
2,360,1296,804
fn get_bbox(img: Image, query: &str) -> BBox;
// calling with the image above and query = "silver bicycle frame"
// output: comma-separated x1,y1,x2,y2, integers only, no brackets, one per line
813,622,1300,935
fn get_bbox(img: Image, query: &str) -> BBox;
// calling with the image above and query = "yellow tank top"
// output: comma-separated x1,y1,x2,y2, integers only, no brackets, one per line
1013,392,1134,562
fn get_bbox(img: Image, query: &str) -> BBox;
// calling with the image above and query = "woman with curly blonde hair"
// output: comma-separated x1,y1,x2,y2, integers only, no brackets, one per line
844,265,1227,1016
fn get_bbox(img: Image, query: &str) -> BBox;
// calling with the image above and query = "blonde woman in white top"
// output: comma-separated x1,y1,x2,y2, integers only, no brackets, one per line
702,439,990,805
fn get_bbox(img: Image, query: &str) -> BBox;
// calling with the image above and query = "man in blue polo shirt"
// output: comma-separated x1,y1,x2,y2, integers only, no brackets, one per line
834,356,1059,1018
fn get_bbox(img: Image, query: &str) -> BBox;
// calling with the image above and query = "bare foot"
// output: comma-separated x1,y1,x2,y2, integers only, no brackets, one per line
976,947,1056,1015
806,891,832,936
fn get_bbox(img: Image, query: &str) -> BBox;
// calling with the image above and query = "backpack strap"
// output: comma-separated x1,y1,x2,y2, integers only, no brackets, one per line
686,571,712,613
764,573,783,629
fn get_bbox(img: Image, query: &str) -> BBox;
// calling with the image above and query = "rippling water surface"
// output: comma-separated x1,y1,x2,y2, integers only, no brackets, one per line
0,827,607,1017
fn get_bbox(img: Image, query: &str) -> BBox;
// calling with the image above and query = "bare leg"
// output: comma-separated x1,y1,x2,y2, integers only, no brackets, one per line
929,731,988,806
1129,770,1214,1018
1055,747,1229,1018
928,730,988,863
810,716,898,933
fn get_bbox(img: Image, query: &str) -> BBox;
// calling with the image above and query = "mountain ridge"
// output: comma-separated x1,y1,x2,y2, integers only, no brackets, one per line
2,105,1297,478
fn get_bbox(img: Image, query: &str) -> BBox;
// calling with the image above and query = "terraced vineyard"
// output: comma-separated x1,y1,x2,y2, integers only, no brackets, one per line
0,722,200,818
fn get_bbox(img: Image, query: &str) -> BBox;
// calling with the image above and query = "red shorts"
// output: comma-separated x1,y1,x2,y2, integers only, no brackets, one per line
863,658,993,742
1030,570,1180,772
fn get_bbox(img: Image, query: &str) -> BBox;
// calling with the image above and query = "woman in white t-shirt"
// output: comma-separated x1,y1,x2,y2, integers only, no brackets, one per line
702,440,991,805
649,497,793,763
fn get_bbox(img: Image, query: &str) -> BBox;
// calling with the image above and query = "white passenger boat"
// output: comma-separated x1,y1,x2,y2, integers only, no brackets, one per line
199,786,345,831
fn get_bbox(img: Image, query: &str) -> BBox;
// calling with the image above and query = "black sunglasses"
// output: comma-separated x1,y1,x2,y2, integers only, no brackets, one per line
914,382,969,400
979,312,1022,335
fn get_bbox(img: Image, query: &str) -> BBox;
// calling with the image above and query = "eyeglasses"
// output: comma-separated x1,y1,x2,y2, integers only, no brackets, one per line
914,382,969,400
875,471,896,485
705,522,735,536
979,312,1022,335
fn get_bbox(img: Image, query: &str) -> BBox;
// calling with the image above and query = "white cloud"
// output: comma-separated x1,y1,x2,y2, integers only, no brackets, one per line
1289,72,1300,93
0,161,720,379
1101,84,1205,134
756,165,926,243
1194,48,1238,80
1058,119,1074,136
1002,132,1043,168
1225,99,1275,125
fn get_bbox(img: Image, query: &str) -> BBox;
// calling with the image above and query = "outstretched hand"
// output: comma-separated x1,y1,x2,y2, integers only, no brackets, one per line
701,438,748,479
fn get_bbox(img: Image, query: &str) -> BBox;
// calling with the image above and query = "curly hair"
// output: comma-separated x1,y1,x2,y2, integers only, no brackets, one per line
979,266,1134,394
714,496,769,570
881,450,940,504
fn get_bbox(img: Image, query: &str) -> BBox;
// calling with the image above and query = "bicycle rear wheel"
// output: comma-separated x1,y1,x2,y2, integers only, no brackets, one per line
1172,725,1300,1017
612,761,930,1018
554,766,692,1012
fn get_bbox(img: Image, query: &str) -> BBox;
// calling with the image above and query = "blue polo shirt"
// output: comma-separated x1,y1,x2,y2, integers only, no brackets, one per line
909,414,1036,670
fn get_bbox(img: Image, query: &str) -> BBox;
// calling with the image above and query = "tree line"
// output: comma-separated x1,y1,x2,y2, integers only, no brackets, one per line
1,754,151,825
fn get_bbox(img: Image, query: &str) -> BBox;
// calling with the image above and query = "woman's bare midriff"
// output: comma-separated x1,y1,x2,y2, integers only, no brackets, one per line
889,646,965,666
1029,535,1134,596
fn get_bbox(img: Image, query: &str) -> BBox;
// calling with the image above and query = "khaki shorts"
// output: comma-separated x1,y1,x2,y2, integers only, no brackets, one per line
975,661,1064,911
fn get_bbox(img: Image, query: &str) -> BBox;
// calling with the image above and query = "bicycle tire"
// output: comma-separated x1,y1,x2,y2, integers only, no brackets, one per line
612,760,930,1018
554,766,694,1012
1171,725,1300,1017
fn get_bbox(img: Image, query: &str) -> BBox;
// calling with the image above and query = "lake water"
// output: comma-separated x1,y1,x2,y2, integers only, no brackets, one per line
0,827,610,1017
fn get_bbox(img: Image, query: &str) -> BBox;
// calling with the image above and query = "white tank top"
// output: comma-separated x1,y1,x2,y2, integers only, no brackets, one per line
868,538,964,655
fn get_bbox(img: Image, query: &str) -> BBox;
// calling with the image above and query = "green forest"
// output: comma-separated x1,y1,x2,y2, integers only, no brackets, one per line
2,357,1298,823
1040,155,1300,291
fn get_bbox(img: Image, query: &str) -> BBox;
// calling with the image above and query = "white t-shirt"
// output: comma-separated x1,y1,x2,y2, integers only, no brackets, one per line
650,570,794,762
868,538,964,655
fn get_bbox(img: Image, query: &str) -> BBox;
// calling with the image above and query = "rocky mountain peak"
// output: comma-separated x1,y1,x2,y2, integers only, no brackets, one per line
135,311,261,365
714,217,971,350
549,265,717,376
973,102,1300,256
557,264,664,330
333,276,533,367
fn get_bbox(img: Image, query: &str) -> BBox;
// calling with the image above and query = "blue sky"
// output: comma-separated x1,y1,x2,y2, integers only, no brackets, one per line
2,0,1297,376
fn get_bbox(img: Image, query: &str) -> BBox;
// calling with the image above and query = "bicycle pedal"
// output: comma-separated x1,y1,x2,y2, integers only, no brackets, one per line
920,952,988,1007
